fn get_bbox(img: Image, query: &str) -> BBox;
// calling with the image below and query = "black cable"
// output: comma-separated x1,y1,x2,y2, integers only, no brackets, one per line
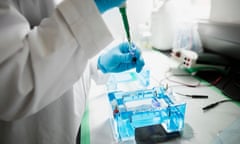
175,92,208,99
185,95,208,99
202,99,234,111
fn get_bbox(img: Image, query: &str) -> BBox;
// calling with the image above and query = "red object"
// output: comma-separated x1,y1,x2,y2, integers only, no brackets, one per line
113,108,119,114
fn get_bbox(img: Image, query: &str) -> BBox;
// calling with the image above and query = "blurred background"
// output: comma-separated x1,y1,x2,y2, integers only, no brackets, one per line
102,0,240,51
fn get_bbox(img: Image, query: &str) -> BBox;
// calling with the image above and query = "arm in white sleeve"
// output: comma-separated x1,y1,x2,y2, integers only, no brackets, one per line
89,55,110,85
0,0,112,121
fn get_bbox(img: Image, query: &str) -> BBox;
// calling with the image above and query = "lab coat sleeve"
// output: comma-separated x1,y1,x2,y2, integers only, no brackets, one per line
0,0,113,121
89,55,110,85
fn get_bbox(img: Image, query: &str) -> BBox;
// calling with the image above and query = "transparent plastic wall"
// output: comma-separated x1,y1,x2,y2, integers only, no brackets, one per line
106,68,150,92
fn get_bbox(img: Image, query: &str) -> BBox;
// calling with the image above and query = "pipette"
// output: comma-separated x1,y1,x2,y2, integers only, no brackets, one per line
119,4,137,62
119,3,131,42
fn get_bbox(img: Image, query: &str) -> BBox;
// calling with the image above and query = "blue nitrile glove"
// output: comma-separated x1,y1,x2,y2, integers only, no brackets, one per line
98,42,145,73
94,0,126,13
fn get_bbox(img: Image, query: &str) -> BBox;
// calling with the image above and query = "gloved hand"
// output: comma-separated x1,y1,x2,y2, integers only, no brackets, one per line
98,42,145,73
94,0,126,13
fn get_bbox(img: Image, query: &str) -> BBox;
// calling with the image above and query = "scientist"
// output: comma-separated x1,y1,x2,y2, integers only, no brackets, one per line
0,0,145,144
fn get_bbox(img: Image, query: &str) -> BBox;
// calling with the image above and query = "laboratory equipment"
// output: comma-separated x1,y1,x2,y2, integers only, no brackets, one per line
150,0,177,50
107,87,186,142
198,21,240,101
198,21,240,65
171,49,198,68
119,4,131,43
106,68,150,92
119,4,137,62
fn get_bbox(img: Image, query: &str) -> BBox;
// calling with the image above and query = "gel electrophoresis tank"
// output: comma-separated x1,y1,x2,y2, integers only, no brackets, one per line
107,87,186,142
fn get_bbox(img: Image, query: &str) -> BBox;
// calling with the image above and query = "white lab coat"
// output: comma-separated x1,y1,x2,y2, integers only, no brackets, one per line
0,0,112,143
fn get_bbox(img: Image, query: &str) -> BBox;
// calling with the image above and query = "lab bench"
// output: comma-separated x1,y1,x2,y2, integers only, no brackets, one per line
80,49,240,144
